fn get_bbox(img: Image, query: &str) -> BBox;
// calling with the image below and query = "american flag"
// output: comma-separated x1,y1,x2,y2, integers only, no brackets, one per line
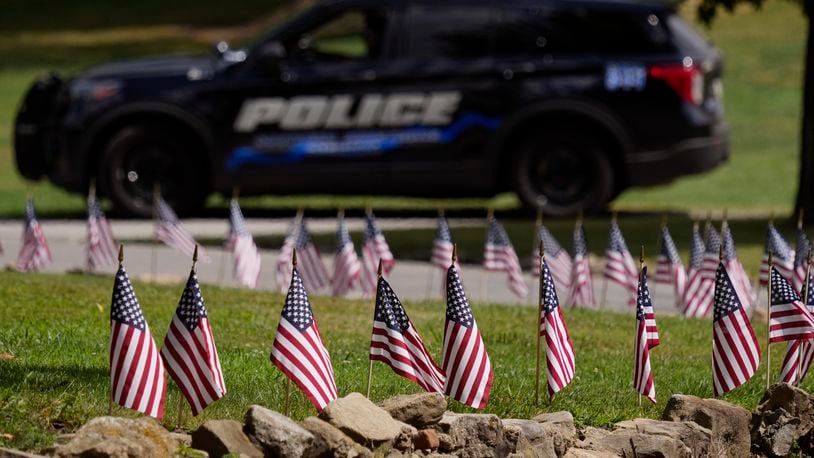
690,222,722,318
532,224,572,296
682,223,712,318
431,214,455,270
484,217,528,298
712,261,760,397
155,197,202,259
759,222,794,286
442,265,492,409
160,270,226,416
361,211,395,296
780,269,814,384
370,276,445,392
331,212,361,296
721,222,755,312
701,222,722,280
87,192,117,270
16,198,51,272
227,199,262,289
794,227,811,291
634,266,658,404
109,264,166,418
604,219,637,304
568,219,595,308
539,259,575,398
276,215,329,293
270,268,338,411
655,225,687,302
769,266,814,342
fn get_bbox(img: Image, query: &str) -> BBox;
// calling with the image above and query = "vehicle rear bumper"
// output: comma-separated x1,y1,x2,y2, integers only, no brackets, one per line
625,123,729,186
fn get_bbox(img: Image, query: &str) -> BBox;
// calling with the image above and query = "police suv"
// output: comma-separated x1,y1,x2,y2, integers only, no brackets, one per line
14,0,728,217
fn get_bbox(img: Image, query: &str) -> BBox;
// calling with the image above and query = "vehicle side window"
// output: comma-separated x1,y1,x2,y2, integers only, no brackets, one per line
401,5,495,59
288,8,388,61
495,7,672,56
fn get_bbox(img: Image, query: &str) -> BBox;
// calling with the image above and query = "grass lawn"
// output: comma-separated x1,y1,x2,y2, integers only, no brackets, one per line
0,1,807,217
0,270,801,452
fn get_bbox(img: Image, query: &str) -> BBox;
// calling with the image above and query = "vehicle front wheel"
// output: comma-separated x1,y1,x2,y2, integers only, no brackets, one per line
99,124,208,218
512,128,615,216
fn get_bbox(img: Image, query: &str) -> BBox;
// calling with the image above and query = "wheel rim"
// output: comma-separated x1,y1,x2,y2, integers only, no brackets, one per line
113,144,183,212
527,146,597,209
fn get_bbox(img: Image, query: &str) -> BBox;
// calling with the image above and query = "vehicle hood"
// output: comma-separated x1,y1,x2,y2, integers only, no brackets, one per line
79,55,214,80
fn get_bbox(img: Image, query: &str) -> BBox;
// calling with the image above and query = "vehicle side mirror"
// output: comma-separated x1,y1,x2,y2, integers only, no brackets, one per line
258,41,287,66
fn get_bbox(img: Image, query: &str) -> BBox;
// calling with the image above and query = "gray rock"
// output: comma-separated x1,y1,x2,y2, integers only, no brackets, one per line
562,448,617,458
379,393,448,428
532,411,576,457
0,447,46,458
191,419,262,458
503,420,546,445
578,426,693,458
662,393,751,457
300,417,371,458
244,405,316,458
169,432,192,448
751,383,814,457
54,416,178,458
614,418,711,457
319,393,405,446
434,412,510,457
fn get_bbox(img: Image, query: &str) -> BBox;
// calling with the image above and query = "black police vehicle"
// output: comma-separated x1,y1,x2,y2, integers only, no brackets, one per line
14,0,728,217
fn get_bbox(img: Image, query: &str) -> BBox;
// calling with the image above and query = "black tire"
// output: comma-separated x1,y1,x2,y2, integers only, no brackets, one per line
512,127,615,216
99,124,208,218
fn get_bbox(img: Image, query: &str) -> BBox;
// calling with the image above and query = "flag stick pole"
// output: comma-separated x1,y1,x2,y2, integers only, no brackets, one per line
638,245,644,408
110,244,124,416
283,249,297,416
482,209,493,304
535,242,544,406
767,251,773,390
87,178,97,274
176,246,198,428
367,259,384,399
151,183,160,283
799,249,812,385
533,209,543,307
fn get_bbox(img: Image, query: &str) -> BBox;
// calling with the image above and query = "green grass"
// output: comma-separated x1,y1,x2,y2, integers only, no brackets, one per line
0,1,807,217
0,271,800,452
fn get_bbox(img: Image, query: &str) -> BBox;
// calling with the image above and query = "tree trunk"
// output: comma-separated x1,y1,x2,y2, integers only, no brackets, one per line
796,3,814,222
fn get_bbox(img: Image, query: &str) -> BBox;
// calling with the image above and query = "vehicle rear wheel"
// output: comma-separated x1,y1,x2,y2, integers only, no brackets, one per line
99,124,207,218
512,128,615,216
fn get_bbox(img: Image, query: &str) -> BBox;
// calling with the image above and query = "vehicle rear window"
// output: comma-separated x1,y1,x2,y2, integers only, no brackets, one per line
401,5,495,59
496,6,674,56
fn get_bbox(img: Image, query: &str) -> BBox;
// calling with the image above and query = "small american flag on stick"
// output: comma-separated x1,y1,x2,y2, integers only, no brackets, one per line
794,220,811,291
361,211,395,297
155,196,203,259
759,221,794,286
721,222,755,312
87,189,117,270
532,218,572,296
604,218,637,304
654,224,686,303
568,218,595,308
443,258,492,409
484,215,528,298
431,212,455,271
634,264,658,404
160,252,226,416
682,223,713,318
769,266,814,343
109,249,167,418
712,261,760,396
227,199,262,288
270,254,338,412
16,197,51,272
780,260,814,384
539,255,575,399
276,213,329,293
331,211,362,296
370,271,445,392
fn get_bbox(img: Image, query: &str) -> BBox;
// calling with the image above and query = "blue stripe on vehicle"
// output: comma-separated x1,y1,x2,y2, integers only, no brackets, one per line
225,112,500,171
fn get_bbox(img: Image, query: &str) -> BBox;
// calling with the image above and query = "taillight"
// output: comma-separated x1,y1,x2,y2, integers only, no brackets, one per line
648,62,704,105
